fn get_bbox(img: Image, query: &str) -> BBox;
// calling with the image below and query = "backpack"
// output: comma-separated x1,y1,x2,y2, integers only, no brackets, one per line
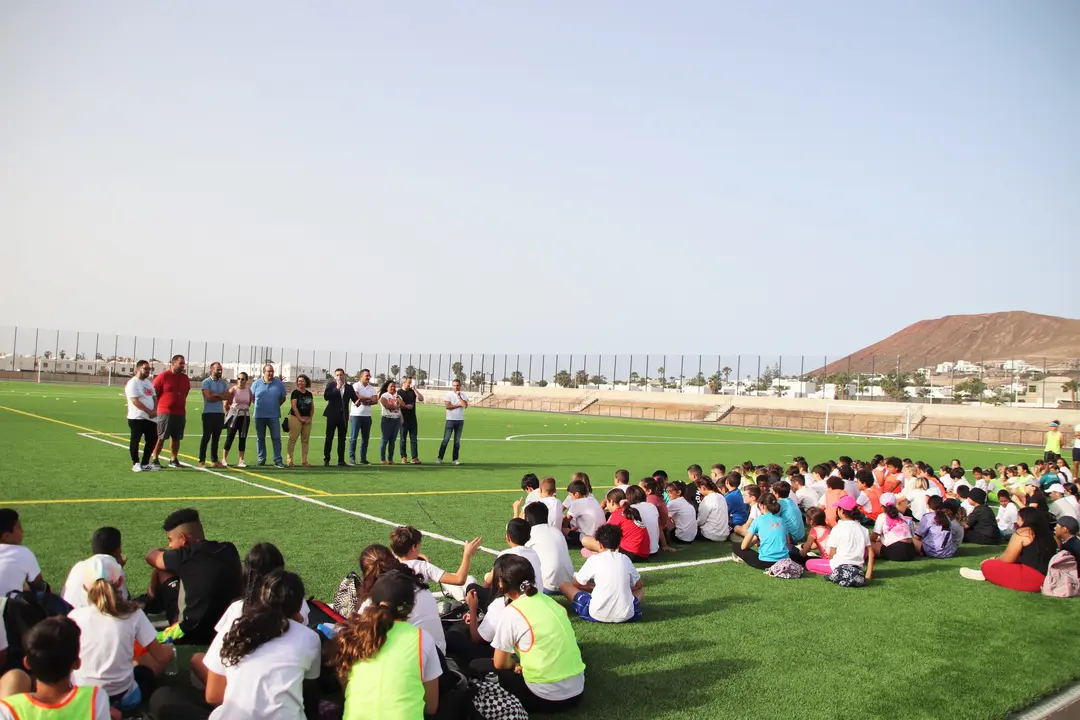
1041,551,1080,598
332,572,361,618
765,558,804,580
469,675,529,720
1,590,73,672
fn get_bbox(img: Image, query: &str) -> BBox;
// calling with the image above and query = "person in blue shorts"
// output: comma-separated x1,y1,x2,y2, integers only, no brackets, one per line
558,524,643,623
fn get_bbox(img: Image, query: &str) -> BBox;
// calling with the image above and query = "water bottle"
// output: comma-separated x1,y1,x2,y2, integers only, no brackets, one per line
485,671,498,685
164,639,178,676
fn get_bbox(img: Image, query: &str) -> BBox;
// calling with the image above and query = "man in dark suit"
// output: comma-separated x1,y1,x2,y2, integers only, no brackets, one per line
323,368,358,467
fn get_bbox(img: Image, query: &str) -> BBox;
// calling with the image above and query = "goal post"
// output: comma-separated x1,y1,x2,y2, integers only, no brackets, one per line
824,404,912,439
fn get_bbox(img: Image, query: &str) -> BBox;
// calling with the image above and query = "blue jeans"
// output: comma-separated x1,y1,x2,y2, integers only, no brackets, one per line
379,416,400,462
438,420,464,461
255,417,282,465
348,416,372,463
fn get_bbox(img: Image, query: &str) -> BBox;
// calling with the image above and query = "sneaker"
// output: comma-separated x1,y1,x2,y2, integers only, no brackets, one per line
197,462,206,468
381,461,390,465
959,568,986,582
132,463,143,473
142,464,160,472
168,460,183,469
401,457,408,464
436,459,443,465
411,459,421,465
453,460,461,466
274,461,286,469
359,460,371,466
213,462,226,468
237,460,247,468
150,458,163,468
337,461,348,467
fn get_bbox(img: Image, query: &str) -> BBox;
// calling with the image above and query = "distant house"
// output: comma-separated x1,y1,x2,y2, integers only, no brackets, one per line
1015,376,1073,407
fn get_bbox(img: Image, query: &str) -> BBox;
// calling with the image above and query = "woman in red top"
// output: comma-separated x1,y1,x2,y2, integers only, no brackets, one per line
600,488,651,561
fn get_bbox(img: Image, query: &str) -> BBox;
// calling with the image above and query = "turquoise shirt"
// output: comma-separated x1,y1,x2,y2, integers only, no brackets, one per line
252,377,287,419
748,512,789,562
778,497,807,542
202,377,229,414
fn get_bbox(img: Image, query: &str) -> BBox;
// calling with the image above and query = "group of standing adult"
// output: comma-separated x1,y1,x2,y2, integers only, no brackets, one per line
124,357,471,471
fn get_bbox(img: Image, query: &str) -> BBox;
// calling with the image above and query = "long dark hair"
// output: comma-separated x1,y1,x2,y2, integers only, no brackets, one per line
357,544,426,602
334,570,417,685
220,570,304,667
605,488,641,524
492,554,538,600
240,543,286,607
760,493,781,516
1017,507,1053,544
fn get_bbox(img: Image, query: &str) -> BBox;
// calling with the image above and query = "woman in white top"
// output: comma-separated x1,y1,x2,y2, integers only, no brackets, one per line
223,372,253,468
378,380,402,465
695,478,731,542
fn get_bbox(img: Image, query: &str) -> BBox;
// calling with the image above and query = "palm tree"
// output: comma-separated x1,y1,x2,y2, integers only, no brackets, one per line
722,367,732,383
59,350,67,359
573,370,588,387
404,365,417,378
1063,379,1079,406
390,365,400,379
510,371,525,386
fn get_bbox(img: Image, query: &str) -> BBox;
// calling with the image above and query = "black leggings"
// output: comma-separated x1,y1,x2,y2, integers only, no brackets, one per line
199,413,225,463
879,541,917,561
128,419,156,465
223,415,250,454
731,545,778,569
468,658,583,714
148,685,211,720
400,414,419,459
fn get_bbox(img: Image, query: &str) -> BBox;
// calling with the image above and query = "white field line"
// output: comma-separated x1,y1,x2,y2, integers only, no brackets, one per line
76,432,500,556
637,556,737,573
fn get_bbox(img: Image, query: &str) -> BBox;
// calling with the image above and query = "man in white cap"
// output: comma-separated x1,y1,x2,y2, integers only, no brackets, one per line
1048,484,1079,523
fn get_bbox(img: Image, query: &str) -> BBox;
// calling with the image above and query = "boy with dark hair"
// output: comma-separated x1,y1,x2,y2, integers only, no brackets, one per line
710,464,726,482
773,481,807,542
62,527,128,610
686,465,703,483
564,481,605,548
838,464,858,499
520,473,541,503
1056,517,1080,565
523,504,574,594
141,508,241,644
614,469,631,491
559,524,643,624
0,509,45,596
723,474,749,528
963,489,1001,545
0,617,114,719
390,525,482,593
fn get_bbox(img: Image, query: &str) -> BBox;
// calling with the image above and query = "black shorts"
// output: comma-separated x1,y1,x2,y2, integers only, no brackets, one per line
1073,447,1080,463
158,414,186,441
566,530,582,548
880,541,916,562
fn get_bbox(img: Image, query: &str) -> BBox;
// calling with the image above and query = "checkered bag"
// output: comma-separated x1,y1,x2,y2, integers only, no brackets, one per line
332,572,360,617
470,676,528,720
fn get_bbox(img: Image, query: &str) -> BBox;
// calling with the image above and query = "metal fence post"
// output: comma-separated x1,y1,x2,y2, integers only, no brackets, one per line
10,327,16,371
735,355,741,395
112,335,118,375
541,355,545,386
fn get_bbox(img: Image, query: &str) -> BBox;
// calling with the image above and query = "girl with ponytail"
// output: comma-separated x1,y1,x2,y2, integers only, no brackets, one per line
336,570,442,719
198,570,322,720
353,544,447,656
870,494,916,561
70,556,174,713
732,493,792,569
696,477,732,542
914,495,954,558
476,555,586,713
581,488,651,561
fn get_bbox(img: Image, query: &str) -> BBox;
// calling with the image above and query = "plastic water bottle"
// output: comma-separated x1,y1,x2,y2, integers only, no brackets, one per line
485,671,498,685
164,639,178,676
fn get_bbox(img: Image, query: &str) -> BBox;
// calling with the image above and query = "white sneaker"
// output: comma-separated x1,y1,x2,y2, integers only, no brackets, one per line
436,459,443,465
453,460,461,466
237,460,247,468
959,568,985,582
132,463,143,473
143,464,161,472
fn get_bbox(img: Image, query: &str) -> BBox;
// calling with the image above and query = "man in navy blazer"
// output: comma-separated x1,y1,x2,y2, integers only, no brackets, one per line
323,368,358,466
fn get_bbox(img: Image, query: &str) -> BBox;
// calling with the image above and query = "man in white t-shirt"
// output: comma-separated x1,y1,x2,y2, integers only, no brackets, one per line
0,509,45,596
437,378,468,465
125,360,159,472
348,369,378,465
560,524,643,623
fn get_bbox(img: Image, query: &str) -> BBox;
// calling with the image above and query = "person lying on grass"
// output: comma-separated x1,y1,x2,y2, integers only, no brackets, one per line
559,524,643,623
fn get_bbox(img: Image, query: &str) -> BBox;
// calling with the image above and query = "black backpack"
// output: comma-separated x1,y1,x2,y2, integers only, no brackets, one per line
1,590,73,673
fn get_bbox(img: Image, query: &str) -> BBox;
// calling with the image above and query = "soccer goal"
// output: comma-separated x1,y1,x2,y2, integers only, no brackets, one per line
823,404,913,439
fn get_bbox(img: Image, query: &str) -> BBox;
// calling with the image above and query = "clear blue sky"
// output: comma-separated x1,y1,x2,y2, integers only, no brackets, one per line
2,1,1077,357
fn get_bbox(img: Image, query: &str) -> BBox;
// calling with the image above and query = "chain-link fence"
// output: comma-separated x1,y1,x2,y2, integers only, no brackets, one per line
1,326,1077,408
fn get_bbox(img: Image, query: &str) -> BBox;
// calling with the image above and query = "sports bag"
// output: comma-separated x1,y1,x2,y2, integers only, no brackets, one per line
1041,550,1080,598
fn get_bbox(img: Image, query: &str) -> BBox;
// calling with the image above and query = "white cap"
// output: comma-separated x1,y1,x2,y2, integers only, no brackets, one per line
1047,483,1066,495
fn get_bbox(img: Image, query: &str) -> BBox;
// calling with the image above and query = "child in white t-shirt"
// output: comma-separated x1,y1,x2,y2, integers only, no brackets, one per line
523,503,575,593
69,556,174,714
805,496,874,587
514,477,563,530
559,524,643,623
390,526,482,600
521,473,541,504
665,482,698,543
0,509,45,596
564,479,605,548
62,527,128,610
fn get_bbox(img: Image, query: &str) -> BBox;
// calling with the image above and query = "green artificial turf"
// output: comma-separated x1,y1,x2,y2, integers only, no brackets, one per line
0,382,1076,720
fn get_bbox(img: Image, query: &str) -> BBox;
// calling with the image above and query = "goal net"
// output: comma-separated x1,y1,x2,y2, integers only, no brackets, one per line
824,404,912,439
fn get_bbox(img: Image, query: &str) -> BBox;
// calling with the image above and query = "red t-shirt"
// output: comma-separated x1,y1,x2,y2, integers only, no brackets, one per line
646,493,672,530
153,370,191,416
608,508,651,558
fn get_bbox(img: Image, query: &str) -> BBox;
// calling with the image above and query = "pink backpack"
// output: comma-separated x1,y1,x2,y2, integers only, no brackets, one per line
1041,551,1080,598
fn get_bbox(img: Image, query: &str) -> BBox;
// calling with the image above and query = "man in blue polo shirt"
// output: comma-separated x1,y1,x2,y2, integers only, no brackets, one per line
198,362,230,468
252,363,288,468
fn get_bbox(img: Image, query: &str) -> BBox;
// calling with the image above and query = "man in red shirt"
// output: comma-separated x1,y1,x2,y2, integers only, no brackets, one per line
151,355,192,468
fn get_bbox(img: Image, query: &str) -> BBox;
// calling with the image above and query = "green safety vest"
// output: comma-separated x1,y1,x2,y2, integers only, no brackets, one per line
509,593,586,685
0,687,98,720
344,621,425,720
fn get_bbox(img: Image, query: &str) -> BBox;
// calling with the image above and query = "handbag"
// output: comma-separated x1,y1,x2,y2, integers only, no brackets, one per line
282,417,290,432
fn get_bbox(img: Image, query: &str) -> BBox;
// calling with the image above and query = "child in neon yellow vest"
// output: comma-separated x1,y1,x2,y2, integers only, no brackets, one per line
0,617,114,720
335,570,442,720
486,554,586,713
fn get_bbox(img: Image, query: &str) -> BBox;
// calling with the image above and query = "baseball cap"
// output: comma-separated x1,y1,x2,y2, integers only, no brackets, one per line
880,493,898,507
82,554,124,590
968,488,987,504
1050,421,1059,427
1046,483,1066,495
1057,517,1079,534
833,495,857,511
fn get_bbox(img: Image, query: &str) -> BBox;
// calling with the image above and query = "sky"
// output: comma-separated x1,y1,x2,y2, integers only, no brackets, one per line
2,1,1078,359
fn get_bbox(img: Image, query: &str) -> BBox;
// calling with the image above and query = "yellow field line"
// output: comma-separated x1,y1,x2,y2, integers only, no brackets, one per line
1,488,523,506
0,405,330,496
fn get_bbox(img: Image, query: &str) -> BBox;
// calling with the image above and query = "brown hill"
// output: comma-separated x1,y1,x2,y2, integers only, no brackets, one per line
818,312,1080,375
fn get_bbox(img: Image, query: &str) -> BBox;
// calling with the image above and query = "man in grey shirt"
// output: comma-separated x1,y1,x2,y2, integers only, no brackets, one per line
198,362,229,467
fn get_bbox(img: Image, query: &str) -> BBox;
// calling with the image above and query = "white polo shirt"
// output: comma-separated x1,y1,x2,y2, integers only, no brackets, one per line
350,382,377,417
445,391,468,421
125,377,155,421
